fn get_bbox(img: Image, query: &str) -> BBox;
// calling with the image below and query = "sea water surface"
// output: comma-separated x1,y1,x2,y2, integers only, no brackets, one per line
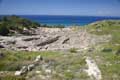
1,15,120,26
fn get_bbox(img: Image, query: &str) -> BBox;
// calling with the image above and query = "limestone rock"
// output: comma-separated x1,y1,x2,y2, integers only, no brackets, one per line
36,36,60,46
21,66,28,74
15,71,22,76
0,27,111,51
85,57,102,80
34,55,43,62
28,64,35,71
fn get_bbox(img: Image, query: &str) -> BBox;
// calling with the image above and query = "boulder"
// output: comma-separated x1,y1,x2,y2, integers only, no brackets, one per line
15,71,22,76
28,64,35,71
20,66,28,74
45,69,52,74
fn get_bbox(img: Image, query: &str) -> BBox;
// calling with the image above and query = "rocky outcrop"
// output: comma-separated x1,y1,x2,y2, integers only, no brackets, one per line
15,55,43,76
0,27,111,51
36,36,60,46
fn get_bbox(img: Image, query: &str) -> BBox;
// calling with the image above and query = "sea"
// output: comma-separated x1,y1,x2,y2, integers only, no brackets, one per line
1,15,120,27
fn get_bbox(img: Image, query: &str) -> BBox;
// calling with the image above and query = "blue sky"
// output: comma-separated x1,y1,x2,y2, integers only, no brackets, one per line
0,0,120,16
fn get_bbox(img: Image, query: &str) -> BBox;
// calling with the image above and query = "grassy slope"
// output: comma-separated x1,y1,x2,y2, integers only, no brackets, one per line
83,20,120,80
0,49,88,80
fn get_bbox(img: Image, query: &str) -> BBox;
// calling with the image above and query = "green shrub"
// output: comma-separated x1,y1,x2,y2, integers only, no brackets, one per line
69,48,77,53
0,23,9,36
64,72,74,80
115,49,120,55
102,48,112,52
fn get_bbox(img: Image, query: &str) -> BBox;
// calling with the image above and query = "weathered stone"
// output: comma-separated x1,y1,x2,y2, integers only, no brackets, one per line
14,55,43,76
37,36,60,46
34,55,43,62
85,57,102,80
20,66,28,74
36,71,41,74
0,27,111,51
45,69,52,74
15,71,22,76
28,64,35,71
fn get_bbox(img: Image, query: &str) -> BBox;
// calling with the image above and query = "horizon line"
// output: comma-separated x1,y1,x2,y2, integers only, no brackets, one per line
0,14,120,18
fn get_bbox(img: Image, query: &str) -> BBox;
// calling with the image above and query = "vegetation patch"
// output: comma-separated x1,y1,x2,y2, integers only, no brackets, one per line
69,48,78,53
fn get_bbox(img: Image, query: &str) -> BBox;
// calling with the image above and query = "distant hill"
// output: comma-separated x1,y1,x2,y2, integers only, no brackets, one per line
0,15,40,36
0,15,65,36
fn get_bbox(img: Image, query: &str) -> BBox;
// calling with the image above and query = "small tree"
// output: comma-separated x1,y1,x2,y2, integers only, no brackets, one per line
2,16,8,22
0,24,9,36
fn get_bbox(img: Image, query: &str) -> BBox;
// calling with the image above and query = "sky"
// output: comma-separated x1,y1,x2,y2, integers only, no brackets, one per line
0,0,120,16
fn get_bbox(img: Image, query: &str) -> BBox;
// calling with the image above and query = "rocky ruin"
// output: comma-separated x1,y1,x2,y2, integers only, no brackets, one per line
0,27,111,51
15,55,43,76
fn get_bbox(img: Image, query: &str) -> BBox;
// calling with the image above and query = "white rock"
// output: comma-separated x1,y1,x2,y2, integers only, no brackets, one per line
28,64,35,71
15,71,22,76
36,71,41,74
34,55,42,62
20,66,28,73
85,57,102,80
39,75,46,79
45,69,52,74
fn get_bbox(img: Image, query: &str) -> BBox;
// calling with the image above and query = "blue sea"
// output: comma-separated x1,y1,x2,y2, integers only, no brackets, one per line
1,15,120,26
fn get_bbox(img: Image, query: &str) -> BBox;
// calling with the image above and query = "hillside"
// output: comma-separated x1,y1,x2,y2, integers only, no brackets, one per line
0,15,41,36
0,15,65,36
0,18,120,80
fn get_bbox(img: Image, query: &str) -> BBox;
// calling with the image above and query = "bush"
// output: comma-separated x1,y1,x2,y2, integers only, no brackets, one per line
69,48,77,53
0,23,9,36
115,49,120,55
64,72,74,80
102,48,112,52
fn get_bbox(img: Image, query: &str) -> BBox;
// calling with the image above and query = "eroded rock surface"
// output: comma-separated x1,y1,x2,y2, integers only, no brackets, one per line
0,27,111,51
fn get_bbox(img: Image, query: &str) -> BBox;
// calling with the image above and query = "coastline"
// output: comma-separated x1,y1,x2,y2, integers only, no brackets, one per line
1,15,120,27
